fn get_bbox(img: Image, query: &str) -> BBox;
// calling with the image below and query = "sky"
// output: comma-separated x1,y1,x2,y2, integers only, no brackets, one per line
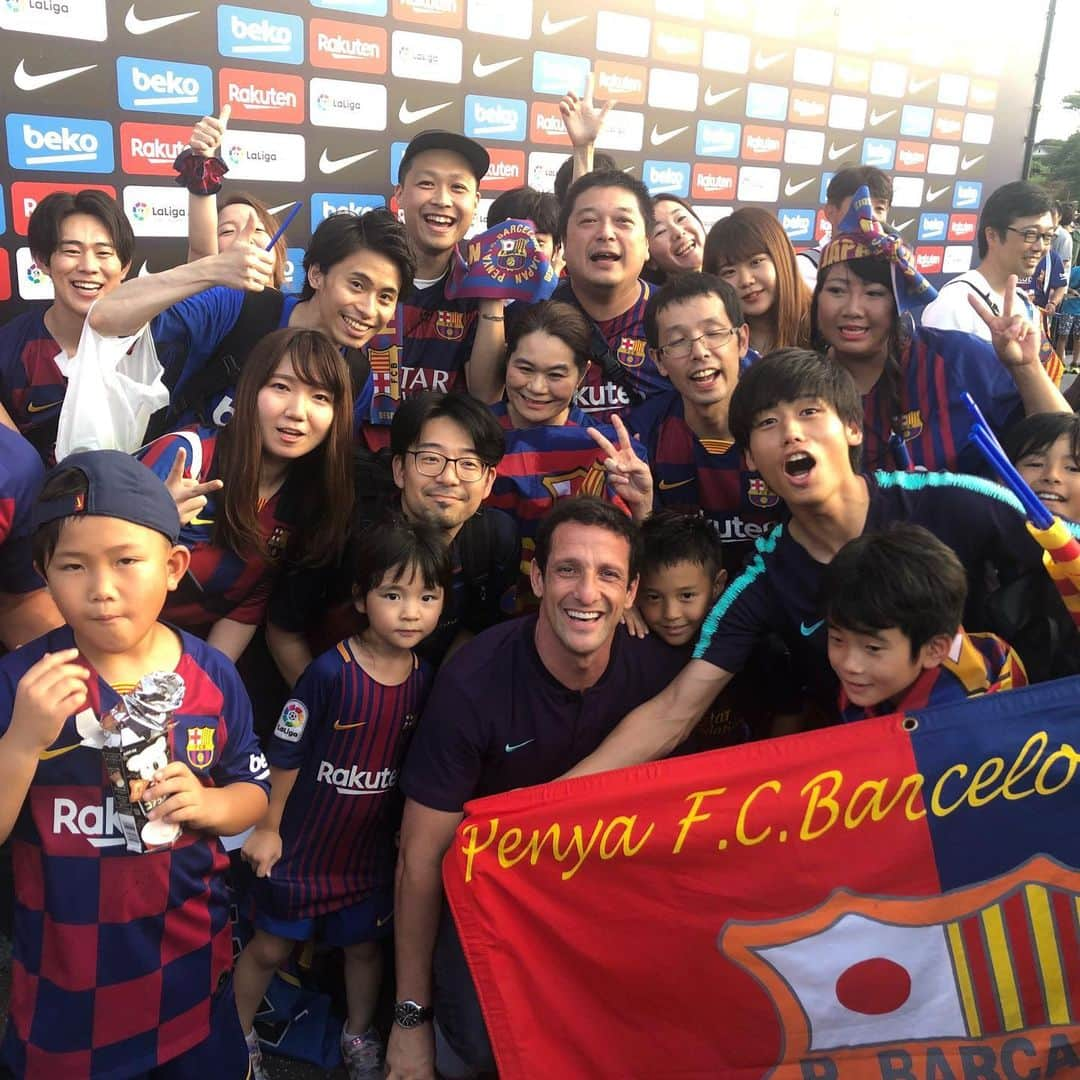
1036,1,1080,142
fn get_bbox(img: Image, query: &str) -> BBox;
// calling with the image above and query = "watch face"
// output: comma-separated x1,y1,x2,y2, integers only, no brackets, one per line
394,1001,432,1028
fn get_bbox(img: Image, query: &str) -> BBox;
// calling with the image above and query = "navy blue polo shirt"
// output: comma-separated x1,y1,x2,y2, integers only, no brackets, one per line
693,470,1080,711
401,614,685,810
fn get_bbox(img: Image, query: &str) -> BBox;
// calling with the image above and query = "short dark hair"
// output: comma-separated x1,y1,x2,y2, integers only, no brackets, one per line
533,496,640,581
639,510,722,579
554,152,618,204
28,189,135,268
487,186,560,239
822,524,967,658
644,272,744,350
557,169,655,242
505,300,593,374
978,181,1054,259
351,513,453,600
1002,412,1080,470
728,348,863,471
825,167,893,208
390,391,505,467
1059,202,1076,229
302,208,415,301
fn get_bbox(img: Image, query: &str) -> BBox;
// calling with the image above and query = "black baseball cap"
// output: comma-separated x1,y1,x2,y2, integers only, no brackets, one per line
398,131,490,184
33,450,181,544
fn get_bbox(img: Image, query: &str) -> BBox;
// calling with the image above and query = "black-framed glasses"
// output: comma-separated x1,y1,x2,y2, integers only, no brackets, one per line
406,450,488,482
1006,226,1056,246
659,327,738,361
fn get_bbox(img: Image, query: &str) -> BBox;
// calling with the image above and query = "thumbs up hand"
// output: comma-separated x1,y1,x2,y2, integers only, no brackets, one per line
189,104,230,158
214,213,276,291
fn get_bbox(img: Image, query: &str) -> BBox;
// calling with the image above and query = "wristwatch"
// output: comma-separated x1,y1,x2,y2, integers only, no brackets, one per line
394,1000,434,1028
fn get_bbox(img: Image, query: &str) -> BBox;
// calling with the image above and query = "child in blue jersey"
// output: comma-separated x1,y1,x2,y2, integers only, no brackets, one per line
234,517,450,1080
823,525,1027,721
0,450,270,1080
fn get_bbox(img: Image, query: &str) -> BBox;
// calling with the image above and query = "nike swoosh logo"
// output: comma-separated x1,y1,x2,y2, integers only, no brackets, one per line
189,513,215,527
14,60,97,92
754,50,787,70
784,177,815,197
926,184,951,202
26,400,60,414
319,148,378,175
828,142,857,162
376,912,393,927
960,154,985,171
124,4,199,35
658,477,695,490
908,76,937,94
472,55,522,78
891,218,914,233
39,743,81,760
541,12,587,33
650,124,688,147
703,86,741,106
333,719,369,730
399,99,453,125
268,201,297,216
869,108,897,126
505,738,535,753
799,620,824,637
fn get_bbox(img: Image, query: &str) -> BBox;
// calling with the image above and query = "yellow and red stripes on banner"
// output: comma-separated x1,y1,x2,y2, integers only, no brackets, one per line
945,882,1080,1037
1027,517,1080,628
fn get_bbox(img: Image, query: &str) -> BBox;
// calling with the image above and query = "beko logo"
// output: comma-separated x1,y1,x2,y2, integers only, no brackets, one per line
217,5,304,65
7,114,114,173
117,57,214,116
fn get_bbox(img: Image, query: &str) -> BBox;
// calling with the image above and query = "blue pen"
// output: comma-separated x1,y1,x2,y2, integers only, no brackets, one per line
266,201,302,251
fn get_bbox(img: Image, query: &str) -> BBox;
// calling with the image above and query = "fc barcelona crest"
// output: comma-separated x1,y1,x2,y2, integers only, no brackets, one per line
186,726,216,768
897,409,924,442
435,310,465,341
748,477,779,508
481,223,538,281
616,337,646,370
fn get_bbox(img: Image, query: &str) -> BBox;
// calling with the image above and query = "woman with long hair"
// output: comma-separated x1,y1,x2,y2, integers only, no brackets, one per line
703,207,812,355
811,187,1070,474
138,327,355,660
645,195,706,284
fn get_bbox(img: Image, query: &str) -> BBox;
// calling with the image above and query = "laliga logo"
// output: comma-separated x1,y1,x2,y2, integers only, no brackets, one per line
227,144,244,166
25,262,42,285
132,201,148,221
317,92,331,110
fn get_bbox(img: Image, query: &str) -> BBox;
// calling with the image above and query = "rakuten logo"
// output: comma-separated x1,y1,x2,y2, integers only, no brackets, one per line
530,102,570,146
116,58,214,117
121,124,189,175
595,62,647,105
691,164,736,200
789,91,828,125
947,214,978,242
895,141,928,173
12,181,115,232
53,796,126,848
742,126,784,161
220,69,305,123
311,18,387,74
480,150,526,191
6,113,113,173
217,5,304,65
0,250,10,304
914,247,943,274
393,0,462,29
316,760,397,795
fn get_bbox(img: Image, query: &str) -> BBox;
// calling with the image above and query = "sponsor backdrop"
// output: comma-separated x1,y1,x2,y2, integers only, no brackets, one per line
0,0,1045,314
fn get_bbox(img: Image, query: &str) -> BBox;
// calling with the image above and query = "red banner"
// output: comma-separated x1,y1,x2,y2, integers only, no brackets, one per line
444,677,1080,1078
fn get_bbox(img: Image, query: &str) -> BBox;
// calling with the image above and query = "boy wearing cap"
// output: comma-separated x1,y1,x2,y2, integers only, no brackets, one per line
0,450,270,1079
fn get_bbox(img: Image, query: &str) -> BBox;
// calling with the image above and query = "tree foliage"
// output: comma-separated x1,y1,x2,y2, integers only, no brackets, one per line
1033,91,1080,198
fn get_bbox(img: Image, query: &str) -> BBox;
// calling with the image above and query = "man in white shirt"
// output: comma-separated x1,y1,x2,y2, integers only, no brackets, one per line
922,181,1054,339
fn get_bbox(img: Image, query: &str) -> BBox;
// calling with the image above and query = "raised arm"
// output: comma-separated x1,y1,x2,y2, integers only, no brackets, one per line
465,302,507,404
185,106,231,264
560,71,612,183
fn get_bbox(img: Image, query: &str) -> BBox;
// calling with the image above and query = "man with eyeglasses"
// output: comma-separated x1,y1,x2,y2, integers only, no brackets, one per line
267,392,518,678
923,180,1055,343
632,272,782,575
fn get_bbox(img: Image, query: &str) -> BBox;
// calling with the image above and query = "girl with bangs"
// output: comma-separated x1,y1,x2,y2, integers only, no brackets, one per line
644,195,706,284
138,327,355,660
703,207,812,357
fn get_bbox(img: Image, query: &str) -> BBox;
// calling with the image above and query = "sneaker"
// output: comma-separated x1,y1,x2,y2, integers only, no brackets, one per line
341,1026,385,1080
245,1027,269,1080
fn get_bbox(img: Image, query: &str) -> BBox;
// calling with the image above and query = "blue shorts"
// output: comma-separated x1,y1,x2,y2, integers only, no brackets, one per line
254,886,395,947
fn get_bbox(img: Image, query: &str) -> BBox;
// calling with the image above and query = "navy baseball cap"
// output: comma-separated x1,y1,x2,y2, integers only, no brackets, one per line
33,450,181,544
398,130,490,183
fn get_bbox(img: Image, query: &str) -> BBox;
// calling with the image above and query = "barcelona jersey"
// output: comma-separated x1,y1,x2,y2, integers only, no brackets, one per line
0,626,269,1079
0,307,68,464
0,426,45,596
259,640,433,919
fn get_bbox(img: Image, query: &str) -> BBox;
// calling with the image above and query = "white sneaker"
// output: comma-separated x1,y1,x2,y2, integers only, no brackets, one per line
245,1027,269,1080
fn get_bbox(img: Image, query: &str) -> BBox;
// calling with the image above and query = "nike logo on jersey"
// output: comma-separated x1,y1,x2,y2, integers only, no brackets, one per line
26,400,60,413
505,739,535,753
799,620,824,637
784,177,815,197
541,12,587,33
703,86,741,106
658,477,695,491
399,99,453,125
473,55,522,78
376,912,394,927
332,719,369,730
650,124,688,147
189,513,215,527
828,142,857,162
319,148,378,175
124,4,199,35
14,61,97,92
39,743,82,761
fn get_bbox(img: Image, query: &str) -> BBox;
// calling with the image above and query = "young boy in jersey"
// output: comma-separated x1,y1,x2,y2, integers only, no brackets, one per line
0,450,270,1079
823,524,1027,721
236,517,450,1080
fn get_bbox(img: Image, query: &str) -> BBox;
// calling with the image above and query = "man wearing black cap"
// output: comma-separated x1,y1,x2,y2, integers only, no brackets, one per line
371,131,504,437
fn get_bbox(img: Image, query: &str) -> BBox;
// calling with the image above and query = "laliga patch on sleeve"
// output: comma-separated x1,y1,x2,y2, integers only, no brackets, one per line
275,699,308,743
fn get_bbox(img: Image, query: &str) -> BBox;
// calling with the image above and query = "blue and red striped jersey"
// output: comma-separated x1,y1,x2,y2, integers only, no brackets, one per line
0,625,269,1079
860,326,1022,474
632,391,783,574
549,280,669,423
0,426,45,596
0,307,67,464
138,428,294,633
839,630,1028,722
260,640,433,918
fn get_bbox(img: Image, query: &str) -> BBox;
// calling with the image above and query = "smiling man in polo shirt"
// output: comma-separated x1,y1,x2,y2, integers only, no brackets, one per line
386,497,684,1080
